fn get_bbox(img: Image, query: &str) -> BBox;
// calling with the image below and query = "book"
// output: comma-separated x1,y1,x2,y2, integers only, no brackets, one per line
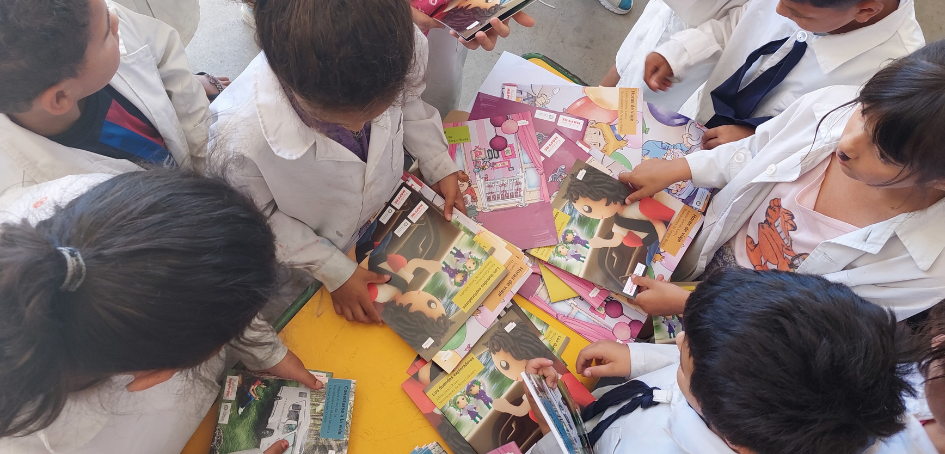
469,93,590,149
444,112,558,250
639,101,712,210
422,305,594,454
354,183,508,360
430,0,536,42
210,370,354,454
528,162,704,297
486,443,524,454
521,372,594,454
409,442,449,454
517,275,647,344
541,262,610,308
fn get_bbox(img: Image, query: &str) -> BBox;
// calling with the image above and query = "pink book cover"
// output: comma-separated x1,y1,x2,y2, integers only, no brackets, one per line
444,112,558,250
487,443,523,454
469,93,590,149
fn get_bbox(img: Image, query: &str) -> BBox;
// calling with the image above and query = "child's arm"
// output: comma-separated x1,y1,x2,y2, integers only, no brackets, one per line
112,3,210,171
649,2,751,82
576,340,680,380
229,316,325,390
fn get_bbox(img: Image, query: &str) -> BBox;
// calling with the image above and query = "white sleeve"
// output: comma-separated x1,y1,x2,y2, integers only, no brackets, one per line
526,433,567,454
663,0,751,26
627,343,681,379
653,2,751,80
229,316,289,371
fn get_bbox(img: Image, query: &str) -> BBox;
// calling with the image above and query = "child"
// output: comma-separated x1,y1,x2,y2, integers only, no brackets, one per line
912,304,945,453
525,269,916,454
0,0,210,205
0,170,319,454
210,0,465,326
643,0,923,148
623,39,945,320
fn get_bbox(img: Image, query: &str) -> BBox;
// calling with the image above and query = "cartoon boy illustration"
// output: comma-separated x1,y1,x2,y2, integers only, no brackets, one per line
450,393,482,423
465,379,493,409
561,229,589,247
551,243,585,263
457,171,480,218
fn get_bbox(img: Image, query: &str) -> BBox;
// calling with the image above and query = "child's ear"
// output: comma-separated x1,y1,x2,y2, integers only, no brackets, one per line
853,0,885,23
36,82,80,116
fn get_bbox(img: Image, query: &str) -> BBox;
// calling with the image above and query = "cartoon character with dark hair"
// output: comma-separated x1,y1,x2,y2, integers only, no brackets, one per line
488,322,558,382
465,379,493,409
236,377,269,415
561,229,589,247
564,168,682,250
449,393,482,423
441,264,470,286
551,243,585,263
441,247,483,287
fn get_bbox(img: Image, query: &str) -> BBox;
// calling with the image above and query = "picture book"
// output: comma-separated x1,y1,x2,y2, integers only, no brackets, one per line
402,361,478,454
444,113,558,250
639,101,712,211
211,370,354,454
541,262,610,309
422,305,594,454
520,306,571,356
486,443,524,454
354,183,508,360
430,0,536,41
537,261,578,302
521,372,594,454
517,275,646,344
500,84,641,176
409,442,449,454
528,162,704,297
469,93,590,149
533,130,594,202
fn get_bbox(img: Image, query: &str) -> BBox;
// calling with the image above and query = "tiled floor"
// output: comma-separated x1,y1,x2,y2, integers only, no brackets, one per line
185,0,945,109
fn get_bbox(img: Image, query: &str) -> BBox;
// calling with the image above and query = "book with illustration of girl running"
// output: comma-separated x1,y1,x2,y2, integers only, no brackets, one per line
429,0,537,41
528,161,704,298
443,112,558,250
421,305,594,454
353,184,508,361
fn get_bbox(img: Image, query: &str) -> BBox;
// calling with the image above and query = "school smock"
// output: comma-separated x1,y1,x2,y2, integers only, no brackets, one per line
676,85,945,320
0,174,288,454
526,343,938,454
112,0,199,45
0,1,209,207
652,0,924,125
208,26,458,293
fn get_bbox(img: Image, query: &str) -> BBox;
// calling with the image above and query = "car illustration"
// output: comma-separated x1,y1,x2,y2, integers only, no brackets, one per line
258,386,310,454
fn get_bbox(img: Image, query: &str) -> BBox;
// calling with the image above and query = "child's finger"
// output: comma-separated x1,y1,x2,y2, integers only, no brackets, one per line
360,299,384,324
490,17,511,38
474,31,496,51
333,302,343,316
702,127,719,146
582,362,624,378
341,306,355,322
511,11,535,27
575,342,609,374
366,270,391,284
453,198,468,216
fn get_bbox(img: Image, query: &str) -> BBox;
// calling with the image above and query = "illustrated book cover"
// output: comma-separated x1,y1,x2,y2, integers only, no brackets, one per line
469,93,590,149
430,0,536,41
521,372,594,454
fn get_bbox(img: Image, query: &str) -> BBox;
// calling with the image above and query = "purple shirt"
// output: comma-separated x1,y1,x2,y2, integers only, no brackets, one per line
310,118,372,162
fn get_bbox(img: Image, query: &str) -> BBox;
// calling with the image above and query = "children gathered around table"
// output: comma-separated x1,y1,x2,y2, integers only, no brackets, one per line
1,0,945,453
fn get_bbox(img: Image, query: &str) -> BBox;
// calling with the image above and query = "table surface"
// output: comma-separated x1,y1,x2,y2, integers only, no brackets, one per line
182,290,596,454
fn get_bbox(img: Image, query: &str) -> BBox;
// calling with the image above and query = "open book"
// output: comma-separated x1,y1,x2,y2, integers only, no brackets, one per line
521,372,595,454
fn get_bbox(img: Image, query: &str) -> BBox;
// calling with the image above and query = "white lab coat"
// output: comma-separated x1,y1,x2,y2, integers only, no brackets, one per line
653,0,924,125
0,1,209,208
0,174,287,454
209,27,458,293
615,0,749,111
112,0,199,46
527,343,938,454
678,85,945,320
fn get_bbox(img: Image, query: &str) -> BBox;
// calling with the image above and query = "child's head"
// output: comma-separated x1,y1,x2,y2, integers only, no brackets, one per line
487,322,556,381
466,379,483,395
680,269,914,454
246,0,418,129
0,170,279,438
0,0,120,115
918,303,945,427
383,291,454,352
457,171,471,191
450,393,470,410
775,0,891,34
564,169,629,219
832,39,945,189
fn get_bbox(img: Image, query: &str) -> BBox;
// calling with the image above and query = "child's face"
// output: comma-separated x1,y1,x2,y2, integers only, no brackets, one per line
397,291,447,319
775,0,868,34
458,180,469,191
554,244,569,256
464,258,476,270
456,395,468,408
573,196,624,219
564,232,575,242
492,349,527,381
74,0,121,100
836,106,917,188
675,332,701,415
469,384,480,395
584,128,607,151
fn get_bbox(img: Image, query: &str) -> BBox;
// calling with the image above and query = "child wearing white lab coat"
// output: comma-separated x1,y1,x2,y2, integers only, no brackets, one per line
642,0,923,148
623,40,945,320
210,0,462,325
525,269,923,454
0,0,210,206
0,171,319,454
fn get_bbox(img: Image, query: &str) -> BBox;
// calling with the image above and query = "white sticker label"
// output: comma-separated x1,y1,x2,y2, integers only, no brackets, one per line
439,350,454,361
557,116,585,131
505,322,517,332
466,21,480,30
540,133,566,157
502,85,517,100
517,119,529,126
692,187,711,211
576,169,586,180
534,110,557,122
223,376,239,400
422,337,435,349
379,206,396,224
394,220,411,237
407,202,429,222
623,263,648,295
218,402,232,424
391,187,412,209
405,177,422,191
589,287,601,298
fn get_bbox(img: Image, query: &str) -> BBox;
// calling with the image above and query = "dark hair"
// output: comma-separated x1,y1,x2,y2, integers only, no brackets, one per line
0,170,279,437
245,0,418,114
791,0,866,8
564,168,629,206
684,269,917,454
822,39,945,186
487,322,556,361
384,299,454,351
0,0,91,113
918,302,945,380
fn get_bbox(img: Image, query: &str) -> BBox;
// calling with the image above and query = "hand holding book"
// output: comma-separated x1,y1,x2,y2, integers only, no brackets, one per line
619,157,694,205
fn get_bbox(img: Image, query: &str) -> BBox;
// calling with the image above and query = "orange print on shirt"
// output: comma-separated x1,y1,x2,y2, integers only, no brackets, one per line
745,198,809,272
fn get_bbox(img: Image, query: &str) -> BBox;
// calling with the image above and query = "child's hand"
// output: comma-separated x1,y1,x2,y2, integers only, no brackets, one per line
411,7,445,34
431,172,467,221
619,158,692,204
644,53,675,92
525,358,559,389
631,275,690,316
260,349,325,390
263,439,290,454
451,13,535,51
330,267,389,324
575,340,633,378
702,125,756,149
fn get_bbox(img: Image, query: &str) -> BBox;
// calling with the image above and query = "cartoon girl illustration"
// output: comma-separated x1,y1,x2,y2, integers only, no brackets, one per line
449,393,482,423
457,171,480,218
441,265,470,286
438,0,510,36
551,243,585,263
447,247,482,273
583,122,627,157
465,379,493,409
561,229,589,248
